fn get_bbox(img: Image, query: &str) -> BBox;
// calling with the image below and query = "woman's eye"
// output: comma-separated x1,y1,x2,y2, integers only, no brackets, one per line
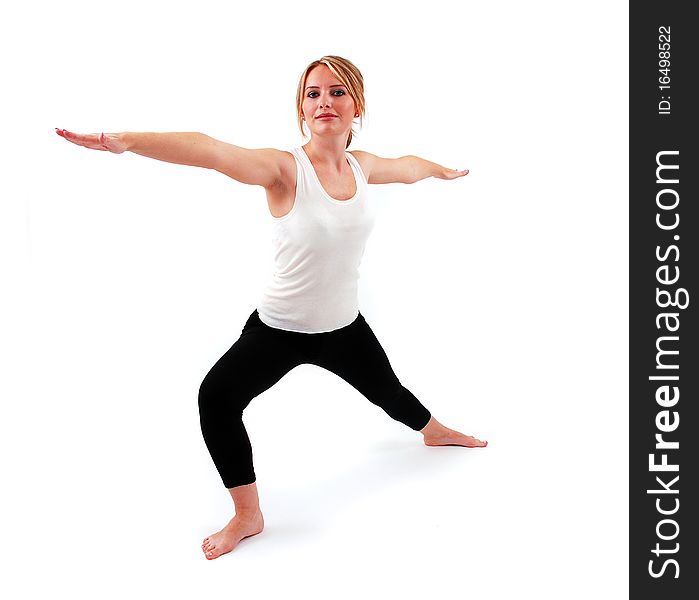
307,90,345,98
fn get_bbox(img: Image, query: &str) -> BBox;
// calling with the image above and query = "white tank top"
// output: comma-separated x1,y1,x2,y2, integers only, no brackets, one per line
257,147,376,333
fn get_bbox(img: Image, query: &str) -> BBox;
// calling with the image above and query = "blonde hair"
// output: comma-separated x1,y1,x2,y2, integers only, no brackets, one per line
296,55,365,149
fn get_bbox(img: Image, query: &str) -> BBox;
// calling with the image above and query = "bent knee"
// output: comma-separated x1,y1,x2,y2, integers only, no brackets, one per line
198,375,250,413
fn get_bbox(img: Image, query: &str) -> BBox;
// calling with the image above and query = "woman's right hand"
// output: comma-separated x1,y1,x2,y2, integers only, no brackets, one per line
55,128,128,154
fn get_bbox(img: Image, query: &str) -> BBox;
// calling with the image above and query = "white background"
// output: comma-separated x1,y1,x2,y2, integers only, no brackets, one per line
1,1,628,598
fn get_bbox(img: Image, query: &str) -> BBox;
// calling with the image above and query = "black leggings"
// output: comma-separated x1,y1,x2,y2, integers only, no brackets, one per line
198,309,432,489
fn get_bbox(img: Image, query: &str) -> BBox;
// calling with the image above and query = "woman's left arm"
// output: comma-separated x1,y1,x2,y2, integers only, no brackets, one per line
350,150,468,184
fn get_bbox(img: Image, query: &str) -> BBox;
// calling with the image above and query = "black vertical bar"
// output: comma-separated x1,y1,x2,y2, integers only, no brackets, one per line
630,2,697,597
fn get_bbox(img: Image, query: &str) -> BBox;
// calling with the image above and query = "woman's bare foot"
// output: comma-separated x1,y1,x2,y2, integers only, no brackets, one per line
421,416,488,447
201,510,264,560
424,431,488,447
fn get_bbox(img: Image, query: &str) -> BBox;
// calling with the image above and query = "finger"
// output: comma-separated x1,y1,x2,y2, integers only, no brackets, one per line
58,129,88,142
58,129,107,151
57,129,83,143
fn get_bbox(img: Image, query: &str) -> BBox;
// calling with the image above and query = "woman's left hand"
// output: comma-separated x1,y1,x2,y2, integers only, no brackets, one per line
435,166,469,180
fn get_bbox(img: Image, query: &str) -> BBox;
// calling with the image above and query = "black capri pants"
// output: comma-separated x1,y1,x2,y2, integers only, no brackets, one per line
198,309,432,489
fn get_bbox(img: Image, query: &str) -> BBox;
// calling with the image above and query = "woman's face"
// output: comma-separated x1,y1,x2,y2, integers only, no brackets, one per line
301,65,356,140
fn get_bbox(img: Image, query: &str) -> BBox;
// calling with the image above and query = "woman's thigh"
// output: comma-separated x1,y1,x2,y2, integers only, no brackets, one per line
312,313,402,396
199,310,307,409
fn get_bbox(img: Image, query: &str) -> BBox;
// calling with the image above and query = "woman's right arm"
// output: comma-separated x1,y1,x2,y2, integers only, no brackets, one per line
55,129,285,189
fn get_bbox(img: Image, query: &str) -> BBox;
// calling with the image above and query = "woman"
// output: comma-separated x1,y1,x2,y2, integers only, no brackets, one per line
56,55,487,560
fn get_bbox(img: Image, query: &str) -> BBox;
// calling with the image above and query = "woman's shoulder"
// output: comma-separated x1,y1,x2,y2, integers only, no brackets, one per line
347,149,375,181
347,149,373,162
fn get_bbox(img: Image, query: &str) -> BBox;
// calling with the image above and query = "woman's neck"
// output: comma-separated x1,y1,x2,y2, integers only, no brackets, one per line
302,137,349,171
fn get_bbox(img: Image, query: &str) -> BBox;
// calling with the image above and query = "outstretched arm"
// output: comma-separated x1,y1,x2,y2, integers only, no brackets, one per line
55,129,285,188
350,150,468,185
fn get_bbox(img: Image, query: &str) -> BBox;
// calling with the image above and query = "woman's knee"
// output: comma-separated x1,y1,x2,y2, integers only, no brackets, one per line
198,374,247,414
197,377,213,409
